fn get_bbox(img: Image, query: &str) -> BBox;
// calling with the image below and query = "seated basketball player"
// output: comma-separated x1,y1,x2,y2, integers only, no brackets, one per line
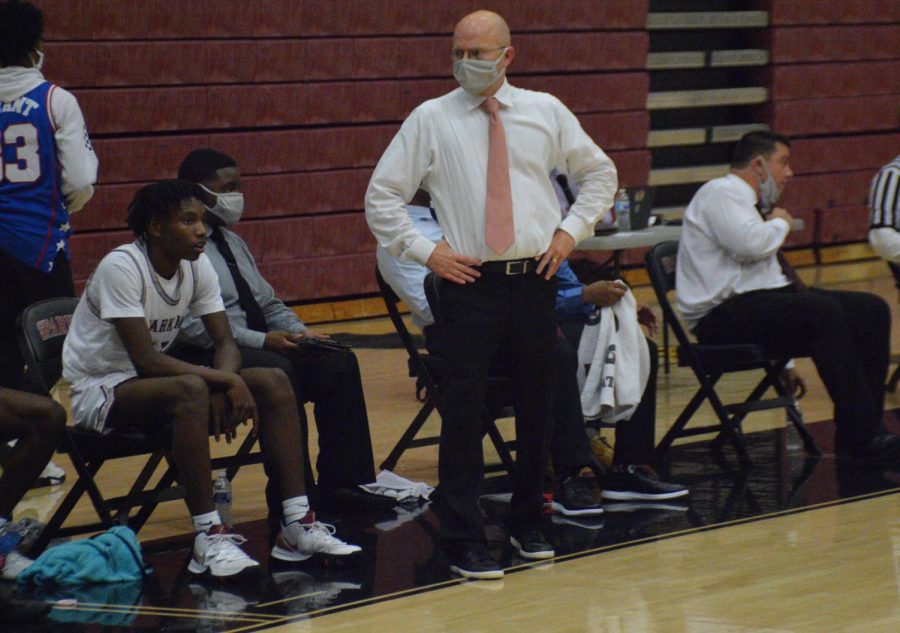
0,387,65,579
61,180,360,577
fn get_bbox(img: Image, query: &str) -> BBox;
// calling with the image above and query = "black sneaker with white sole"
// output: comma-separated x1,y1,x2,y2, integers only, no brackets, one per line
601,465,689,501
448,545,504,580
550,476,604,517
509,528,554,560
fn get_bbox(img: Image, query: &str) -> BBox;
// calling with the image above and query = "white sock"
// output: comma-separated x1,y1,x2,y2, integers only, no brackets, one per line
0,517,9,532
192,510,222,533
282,495,310,525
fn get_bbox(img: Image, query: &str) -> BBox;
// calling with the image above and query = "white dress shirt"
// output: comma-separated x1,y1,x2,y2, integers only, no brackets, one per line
675,174,791,330
365,79,617,265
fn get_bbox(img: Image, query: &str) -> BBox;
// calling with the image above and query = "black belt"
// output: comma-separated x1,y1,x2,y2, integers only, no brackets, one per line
479,258,537,275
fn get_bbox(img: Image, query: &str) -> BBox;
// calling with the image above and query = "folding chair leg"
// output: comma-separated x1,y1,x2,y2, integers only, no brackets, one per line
124,453,176,532
787,404,821,456
29,475,90,554
379,399,437,472
656,386,709,458
888,363,900,393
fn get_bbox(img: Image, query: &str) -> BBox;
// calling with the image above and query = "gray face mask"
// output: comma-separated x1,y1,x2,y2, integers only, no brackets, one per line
200,184,244,226
756,159,781,212
453,48,508,95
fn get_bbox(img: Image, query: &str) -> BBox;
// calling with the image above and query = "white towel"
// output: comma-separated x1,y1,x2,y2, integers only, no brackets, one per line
359,470,434,503
577,288,650,422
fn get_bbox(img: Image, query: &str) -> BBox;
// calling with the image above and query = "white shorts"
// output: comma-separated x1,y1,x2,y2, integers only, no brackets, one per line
69,371,136,434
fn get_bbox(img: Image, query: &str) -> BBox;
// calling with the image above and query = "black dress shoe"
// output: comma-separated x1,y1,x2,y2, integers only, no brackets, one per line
448,545,504,580
319,487,400,511
509,527,554,560
837,433,900,463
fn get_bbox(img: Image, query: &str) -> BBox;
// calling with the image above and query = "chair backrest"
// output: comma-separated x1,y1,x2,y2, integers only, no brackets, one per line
374,265,434,375
644,241,695,353
16,297,80,394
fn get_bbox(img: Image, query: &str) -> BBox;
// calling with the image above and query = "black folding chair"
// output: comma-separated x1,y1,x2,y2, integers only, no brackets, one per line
375,267,516,474
886,262,900,392
644,242,820,466
17,297,262,553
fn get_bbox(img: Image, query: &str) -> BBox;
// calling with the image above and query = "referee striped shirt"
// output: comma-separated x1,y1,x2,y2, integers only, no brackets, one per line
869,155,900,229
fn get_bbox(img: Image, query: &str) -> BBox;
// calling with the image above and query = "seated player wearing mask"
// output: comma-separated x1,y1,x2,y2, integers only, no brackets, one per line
173,149,395,525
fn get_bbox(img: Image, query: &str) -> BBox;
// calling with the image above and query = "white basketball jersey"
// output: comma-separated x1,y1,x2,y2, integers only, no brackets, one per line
63,242,224,382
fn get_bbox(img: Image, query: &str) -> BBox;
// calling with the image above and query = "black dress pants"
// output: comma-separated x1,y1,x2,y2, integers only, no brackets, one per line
425,321,594,475
0,250,74,390
693,287,890,450
435,271,558,549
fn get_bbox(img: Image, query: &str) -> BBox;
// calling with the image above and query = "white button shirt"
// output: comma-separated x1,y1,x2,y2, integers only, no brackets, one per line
675,174,791,330
365,79,617,265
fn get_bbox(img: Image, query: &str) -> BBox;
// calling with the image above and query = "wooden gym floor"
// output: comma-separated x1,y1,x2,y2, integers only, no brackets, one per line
6,257,900,631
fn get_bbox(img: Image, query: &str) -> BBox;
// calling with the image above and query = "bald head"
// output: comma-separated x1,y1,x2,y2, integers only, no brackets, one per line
453,10,510,47
451,10,515,96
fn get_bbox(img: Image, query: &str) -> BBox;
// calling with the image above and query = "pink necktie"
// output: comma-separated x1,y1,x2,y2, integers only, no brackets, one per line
481,97,515,254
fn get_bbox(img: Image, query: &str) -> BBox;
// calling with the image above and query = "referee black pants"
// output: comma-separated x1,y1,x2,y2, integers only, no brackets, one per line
694,287,890,450
434,270,557,549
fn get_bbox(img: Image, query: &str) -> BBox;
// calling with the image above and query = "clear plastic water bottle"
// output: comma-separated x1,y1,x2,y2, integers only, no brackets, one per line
212,472,233,528
614,188,631,231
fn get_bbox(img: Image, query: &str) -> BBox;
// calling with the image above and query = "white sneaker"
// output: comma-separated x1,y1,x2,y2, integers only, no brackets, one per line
271,517,362,562
1,550,34,580
188,528,260,577
34,459,66,488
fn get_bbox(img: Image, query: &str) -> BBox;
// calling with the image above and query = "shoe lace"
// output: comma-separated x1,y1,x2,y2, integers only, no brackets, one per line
304,521,340,544
623,464,660,479
206,532,250,561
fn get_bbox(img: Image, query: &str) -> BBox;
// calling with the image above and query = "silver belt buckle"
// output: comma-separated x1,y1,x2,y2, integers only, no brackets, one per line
505,260,526,275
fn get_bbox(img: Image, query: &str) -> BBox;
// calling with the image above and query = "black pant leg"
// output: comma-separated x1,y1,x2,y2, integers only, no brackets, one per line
550,336,594,473
613,338,659,466
506,273,558,532
812,288,891,425
0,251,74,389
695,288,883,448
284,349,377,492
436,276,507,547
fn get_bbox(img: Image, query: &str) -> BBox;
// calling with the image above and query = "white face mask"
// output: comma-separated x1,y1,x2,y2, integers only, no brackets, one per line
30,49,44,71
756,158,781,212
453,48,508,95
200,184,244,226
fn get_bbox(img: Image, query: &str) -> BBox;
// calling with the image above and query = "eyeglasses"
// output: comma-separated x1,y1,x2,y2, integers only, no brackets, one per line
451,45,508,61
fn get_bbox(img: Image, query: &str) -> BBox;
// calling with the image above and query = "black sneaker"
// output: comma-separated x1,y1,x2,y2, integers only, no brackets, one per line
550,476,604,517
509,528,555,560
836,433,900,464
448,545,504,580
601,465,689,501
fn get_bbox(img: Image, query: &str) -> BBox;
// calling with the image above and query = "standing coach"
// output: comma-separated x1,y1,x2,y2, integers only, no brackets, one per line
365,10,616,579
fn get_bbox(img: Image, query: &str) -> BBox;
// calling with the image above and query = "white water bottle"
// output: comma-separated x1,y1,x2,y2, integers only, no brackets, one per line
614,188,631,231
212,472,233,528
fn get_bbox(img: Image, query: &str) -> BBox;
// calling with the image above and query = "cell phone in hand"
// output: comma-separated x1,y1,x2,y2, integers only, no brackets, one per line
296,338,351,354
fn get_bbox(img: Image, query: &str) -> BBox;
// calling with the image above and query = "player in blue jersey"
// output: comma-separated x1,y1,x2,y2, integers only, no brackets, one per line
0,0,98,389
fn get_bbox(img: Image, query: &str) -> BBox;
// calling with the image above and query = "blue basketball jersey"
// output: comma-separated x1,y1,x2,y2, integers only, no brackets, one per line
0,81,69,273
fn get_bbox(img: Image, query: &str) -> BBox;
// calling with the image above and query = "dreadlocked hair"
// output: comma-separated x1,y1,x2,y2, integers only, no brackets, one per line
126,180,205,242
